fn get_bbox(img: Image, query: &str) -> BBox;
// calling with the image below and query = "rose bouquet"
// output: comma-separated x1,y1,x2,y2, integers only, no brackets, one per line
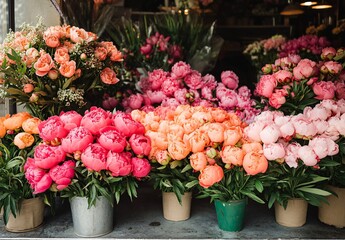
0,112,43,224
243,34,286,72
243,100,345,208
24,107,151,206
122,61,259,123
255,47,345,115
132,105,267,203
0,22,125,119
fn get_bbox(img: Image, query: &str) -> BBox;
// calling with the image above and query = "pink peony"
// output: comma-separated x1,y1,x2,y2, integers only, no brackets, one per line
81,143,108,171
321,47,336,60
49,160,75,190
221,70,239,90
98,126,126,152
284,143,301,168
312,81,335,100
322,61,343,74
291,115,318,138
171,61,192,79
259,124,281,144
146,90,167,104
61,126,93,154
292,59,318,80
34,145,66,169
255,75,277,98
335,81,345,99
184,70,204,90
112,111,145,137
298,145,318,166
147,69,167,90
263,143,286,160
131,157,151,178
244,121,267,142
273,70,292,83
309,137,339,159
106,151,132,177
59,111,82,131
161,77,182,97
80,106,112,135
128,93,144,110
269,89,287,109
129,134,151,156
38,116,69,142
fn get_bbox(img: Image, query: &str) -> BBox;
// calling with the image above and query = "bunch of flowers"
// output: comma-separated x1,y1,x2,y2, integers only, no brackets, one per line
0,21,124,119
243,35,286,72
305,24,329,36
132,105,268,203
24,107,151,205
255,47,345,115
278,35,330,61
244,99,345,207
122,61,259,123
0,112,43,224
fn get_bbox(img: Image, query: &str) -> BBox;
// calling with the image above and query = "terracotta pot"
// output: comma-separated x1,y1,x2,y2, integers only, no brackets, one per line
274,198,308,227
319,185,345,228
162,192,192,221
5,197,45,232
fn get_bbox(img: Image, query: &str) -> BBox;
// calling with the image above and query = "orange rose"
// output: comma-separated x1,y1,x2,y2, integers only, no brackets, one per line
59,60,76,78
95,46,107,61
22,117,41,134
70,26,88,43
54,46,70,64
100,67,119,85
190,152,207,171
13,132,35,149
3,112,31,130
110,49,123,62
243,151,268,175
34,52,54,77
198,164,224,188
168,140,191,160
223,126,243,146
44,32,60,48
221,145,245,166
205,123,225,143
242,142,263,154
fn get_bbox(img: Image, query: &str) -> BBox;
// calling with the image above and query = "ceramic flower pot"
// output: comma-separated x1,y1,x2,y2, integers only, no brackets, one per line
162,191,192,221
214,199,247,232
274,198,308,227
70,196,114,237
5,197,45,232
318,185,345,228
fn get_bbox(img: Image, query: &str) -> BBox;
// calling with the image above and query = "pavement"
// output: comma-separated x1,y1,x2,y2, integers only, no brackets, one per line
1,183,345,239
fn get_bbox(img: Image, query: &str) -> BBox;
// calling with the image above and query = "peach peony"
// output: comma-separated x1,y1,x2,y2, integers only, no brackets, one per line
243,151,268,175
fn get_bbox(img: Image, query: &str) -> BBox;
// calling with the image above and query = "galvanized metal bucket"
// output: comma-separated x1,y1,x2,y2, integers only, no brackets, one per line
70,196,114,237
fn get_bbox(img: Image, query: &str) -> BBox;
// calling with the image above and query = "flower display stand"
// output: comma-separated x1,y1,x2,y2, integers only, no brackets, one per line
70,196,114,237
274,198,308,227
162,192,192,221
319,185,345,228
214,199,246,231
5,197,45,233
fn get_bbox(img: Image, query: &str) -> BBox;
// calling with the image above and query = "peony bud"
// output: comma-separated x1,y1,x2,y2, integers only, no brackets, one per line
23,83,34,93
29,93,39,102
80,53,87,60
48,69,59,80
261,64,272,74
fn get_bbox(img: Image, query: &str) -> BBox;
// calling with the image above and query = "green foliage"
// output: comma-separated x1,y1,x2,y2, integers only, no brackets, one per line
197,166,269,204
149,159,198,204
60,160,141,207
265,161,331,209
0,135,40,224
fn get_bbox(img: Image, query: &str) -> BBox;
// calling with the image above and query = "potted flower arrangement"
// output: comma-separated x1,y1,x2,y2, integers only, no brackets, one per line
244,102,343,227
0,21,125,119
255,47,345,115
0,112,47,232
124,61,259,123
24,107,151,237
132,104,268,227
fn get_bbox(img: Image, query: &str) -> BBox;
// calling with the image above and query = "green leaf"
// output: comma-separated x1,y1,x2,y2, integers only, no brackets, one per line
181,163,192,173
254,180,264,193
185,180,199,189
299,187,331,196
